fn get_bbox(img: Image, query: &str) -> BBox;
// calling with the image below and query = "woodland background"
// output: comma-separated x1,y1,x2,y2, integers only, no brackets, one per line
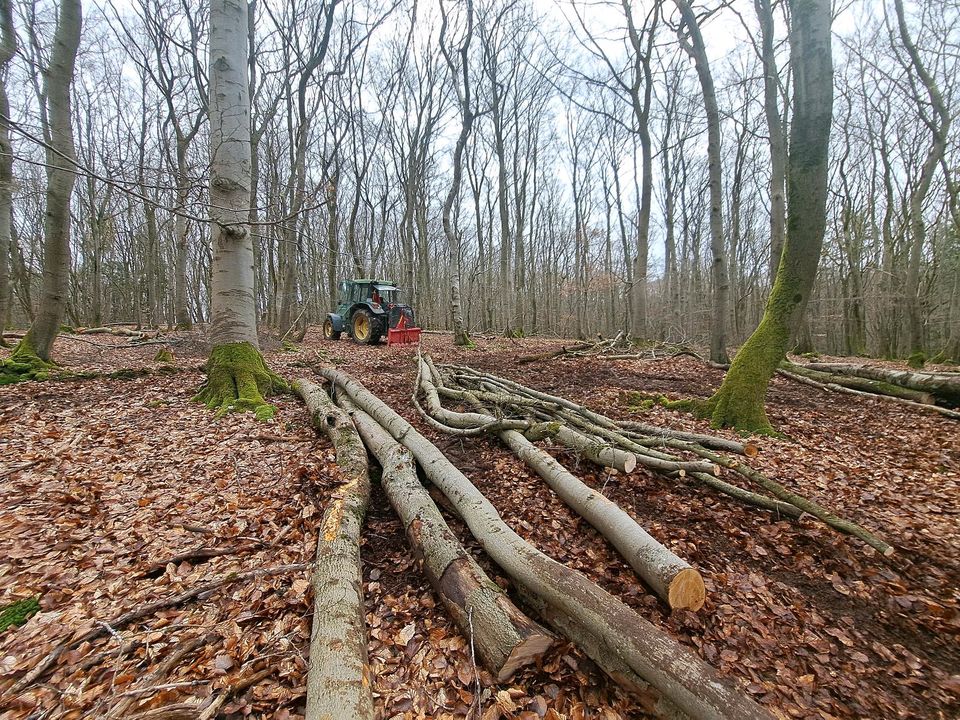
0,0,958,355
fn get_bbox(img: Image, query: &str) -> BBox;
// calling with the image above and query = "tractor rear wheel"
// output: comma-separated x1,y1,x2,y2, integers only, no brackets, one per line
323,317,340,341
351,309,380,345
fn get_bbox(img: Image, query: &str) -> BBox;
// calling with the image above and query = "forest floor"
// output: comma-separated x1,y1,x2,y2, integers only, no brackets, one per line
0,330,958,720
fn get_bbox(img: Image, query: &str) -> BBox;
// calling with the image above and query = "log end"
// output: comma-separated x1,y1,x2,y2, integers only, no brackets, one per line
883,545,895,557
496,630,554,682
667,568,706,612
623,454,637,474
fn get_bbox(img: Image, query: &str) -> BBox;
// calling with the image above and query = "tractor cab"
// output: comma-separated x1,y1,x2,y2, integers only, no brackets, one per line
324,279,420,345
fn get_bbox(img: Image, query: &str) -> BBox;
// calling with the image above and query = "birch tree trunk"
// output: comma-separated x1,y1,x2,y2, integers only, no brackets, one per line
6,0,81,370
195,0,285,419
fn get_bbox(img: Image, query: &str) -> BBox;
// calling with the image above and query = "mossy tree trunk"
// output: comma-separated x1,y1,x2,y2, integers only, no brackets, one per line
6,0,81,369
196,0,284,418
705,0,833,433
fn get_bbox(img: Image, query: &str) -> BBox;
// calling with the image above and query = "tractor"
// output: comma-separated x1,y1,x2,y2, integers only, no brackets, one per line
323,279,421,346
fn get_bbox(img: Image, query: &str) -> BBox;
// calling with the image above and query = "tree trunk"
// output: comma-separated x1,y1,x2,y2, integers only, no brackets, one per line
319,366,771,719
292,380,374,720
336,392,553,681
0,0,15,343
703,0,833,433
439,1,474,347
674,0,728,364
7,0,81,368
196,0,285,419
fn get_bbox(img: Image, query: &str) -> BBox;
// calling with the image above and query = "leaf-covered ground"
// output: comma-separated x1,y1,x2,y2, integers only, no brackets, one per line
0,330,957,719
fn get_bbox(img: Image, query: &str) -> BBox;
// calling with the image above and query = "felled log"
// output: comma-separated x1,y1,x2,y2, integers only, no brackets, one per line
804,361,960,405
320,366,771,720
618,420,749,455
777,368,960,420
293,379,374,720
445,363,895,554
417,358,704,611
336,393,553,680
781,362,934,404
551,425,638,473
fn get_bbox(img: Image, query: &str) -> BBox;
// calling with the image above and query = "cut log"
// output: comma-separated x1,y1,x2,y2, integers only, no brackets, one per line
618,420,748,455
777,368,960,420
336,393,553,680
551,425,638,474
293,379,374,720
781,362,935,404
319,366,772,720
804,361,960,404
417,359,704,611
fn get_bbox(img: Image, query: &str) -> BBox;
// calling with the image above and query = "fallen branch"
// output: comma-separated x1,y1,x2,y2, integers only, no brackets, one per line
293,379,374,720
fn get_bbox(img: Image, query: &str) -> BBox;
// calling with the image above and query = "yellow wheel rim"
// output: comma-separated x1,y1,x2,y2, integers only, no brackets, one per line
355,314,369,339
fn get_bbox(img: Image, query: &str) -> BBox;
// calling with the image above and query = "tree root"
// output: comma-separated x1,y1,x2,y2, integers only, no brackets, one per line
194,342,287,420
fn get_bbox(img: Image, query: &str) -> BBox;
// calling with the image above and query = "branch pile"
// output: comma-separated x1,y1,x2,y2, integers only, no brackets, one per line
420,356,893,558
518,333,701,364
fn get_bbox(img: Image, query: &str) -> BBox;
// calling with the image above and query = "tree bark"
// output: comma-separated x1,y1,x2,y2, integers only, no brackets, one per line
321,366,771,719
11,0,81,363
674,0,729,364
336,392,553,681
701,0,833,433
0,0,14,342
293,380,374,720
196,0,285,418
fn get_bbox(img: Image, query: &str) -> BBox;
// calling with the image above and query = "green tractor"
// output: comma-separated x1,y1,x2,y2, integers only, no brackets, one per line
323,279,421,346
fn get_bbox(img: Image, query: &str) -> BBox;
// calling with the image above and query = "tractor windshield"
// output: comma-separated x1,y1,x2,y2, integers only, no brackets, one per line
372,285,401,305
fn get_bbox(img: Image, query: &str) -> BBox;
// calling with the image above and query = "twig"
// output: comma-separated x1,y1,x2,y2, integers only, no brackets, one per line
8,564,308,695
196,667,275,720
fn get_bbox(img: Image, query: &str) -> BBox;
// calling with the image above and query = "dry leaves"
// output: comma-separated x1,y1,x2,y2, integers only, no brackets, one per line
0,331,957,719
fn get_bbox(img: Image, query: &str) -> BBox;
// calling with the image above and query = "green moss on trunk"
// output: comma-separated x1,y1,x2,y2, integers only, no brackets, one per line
194,342,287,420
153,347,174,363
0,596,40,632
0,334,56,385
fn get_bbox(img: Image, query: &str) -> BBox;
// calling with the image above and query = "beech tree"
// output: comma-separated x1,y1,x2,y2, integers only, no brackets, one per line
0,0,15,343
2,0,81,379
703,0,833,432
194,0,285,419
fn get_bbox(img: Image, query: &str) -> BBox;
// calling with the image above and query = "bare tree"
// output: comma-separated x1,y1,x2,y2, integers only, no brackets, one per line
5,0,81,374
673,0,729,363
195,0,284,419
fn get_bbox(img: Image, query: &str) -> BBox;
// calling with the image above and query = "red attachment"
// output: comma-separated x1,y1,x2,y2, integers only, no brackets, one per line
387,313,421,346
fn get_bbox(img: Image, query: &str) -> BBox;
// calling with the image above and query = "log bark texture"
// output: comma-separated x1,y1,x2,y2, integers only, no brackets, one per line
294,379,374,720
418,359,704,611
804,362,960,404
319,366,772,720
337,393,553,680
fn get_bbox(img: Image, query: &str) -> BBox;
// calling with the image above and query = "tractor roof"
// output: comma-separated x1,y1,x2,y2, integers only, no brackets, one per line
350,278,394,285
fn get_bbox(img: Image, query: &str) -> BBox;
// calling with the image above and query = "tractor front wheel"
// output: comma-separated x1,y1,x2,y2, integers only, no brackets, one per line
323,317,340,341
351,309,380,345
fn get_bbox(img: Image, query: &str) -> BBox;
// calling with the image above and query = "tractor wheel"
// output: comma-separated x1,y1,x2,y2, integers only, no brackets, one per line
352,309,377,345
323,317,340,341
